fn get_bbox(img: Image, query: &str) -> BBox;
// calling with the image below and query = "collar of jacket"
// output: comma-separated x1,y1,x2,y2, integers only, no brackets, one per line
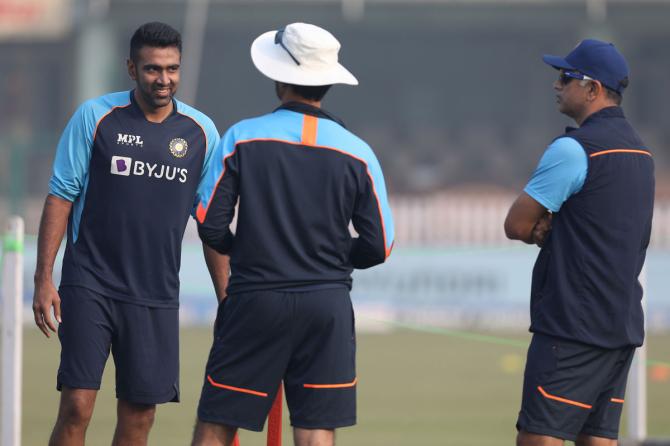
275,101,347,128
565,105,625,133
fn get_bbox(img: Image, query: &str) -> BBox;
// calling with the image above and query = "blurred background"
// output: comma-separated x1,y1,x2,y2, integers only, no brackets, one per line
1,0,669,444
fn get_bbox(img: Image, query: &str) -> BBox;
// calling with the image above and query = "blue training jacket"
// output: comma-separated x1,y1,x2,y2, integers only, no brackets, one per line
196,102,394,295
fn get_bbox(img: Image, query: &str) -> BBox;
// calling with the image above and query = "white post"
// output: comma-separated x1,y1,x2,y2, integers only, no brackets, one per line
1,216,24,446
179,0,211,105
627,265,647,442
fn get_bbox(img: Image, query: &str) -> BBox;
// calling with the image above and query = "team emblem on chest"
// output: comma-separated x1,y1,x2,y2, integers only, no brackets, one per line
169,138,188,158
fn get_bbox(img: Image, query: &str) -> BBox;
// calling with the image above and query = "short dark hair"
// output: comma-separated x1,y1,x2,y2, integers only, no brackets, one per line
606,88,623,106
287,84,332,101
605,77,628,106
130,22,182,61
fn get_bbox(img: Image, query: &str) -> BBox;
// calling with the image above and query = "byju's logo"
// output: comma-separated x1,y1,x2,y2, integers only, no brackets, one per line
110,156,188,183
117,133,144,147
111,156,132,176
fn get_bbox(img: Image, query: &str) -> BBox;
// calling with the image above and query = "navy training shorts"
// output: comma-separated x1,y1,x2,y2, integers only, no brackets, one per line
57,286,180,404
517,333,636,441
197,287,356,432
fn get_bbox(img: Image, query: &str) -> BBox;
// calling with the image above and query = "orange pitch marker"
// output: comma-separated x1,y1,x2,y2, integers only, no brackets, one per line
234,382,283,446
267,382,283,446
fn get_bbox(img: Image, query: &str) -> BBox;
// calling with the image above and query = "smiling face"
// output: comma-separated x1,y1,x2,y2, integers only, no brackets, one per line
127,45,181,112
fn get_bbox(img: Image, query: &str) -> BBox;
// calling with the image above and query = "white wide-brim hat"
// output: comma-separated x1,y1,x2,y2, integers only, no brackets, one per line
251,22,358,86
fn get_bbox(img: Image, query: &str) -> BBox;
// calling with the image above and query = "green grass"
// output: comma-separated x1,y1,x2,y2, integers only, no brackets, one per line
21,328,670,445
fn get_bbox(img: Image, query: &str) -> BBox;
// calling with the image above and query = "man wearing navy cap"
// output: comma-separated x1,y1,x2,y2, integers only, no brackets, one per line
505,39,654,445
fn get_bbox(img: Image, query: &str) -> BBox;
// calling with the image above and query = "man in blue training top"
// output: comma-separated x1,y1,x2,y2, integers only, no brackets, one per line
191,22,394,446
505,40,654,445
32,22,226,446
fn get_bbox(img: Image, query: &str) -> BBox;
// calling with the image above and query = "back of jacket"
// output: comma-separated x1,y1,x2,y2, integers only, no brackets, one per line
196,102,394,295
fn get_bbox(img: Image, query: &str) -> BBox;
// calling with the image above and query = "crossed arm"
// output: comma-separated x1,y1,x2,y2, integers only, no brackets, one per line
504,192,552,247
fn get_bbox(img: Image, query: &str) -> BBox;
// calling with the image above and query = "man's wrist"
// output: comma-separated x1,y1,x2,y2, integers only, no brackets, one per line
34,271,53,284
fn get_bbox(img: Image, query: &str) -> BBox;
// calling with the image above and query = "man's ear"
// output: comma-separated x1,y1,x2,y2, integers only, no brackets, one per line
589,80,604,101
127,58,137,81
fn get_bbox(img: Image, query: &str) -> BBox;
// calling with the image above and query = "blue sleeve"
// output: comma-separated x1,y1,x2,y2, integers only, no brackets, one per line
195,126,237,224
191,126,220,218
316,119,394,261
195,127,239,254
350,151,395,268
524,137,588,212
174,102,221,217
48,102,96,202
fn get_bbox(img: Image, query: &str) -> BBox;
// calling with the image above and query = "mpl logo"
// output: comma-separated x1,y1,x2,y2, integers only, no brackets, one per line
111,156,132,176
117,133,144,147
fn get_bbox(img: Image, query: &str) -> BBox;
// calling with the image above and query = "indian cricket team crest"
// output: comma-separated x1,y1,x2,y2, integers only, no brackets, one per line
169,138,188,158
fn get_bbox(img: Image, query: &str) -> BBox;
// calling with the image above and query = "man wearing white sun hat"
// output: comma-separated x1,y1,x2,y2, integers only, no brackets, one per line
191,23,394,446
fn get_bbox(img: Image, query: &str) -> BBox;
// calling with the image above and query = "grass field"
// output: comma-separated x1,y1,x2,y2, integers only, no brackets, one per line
20,327,670,446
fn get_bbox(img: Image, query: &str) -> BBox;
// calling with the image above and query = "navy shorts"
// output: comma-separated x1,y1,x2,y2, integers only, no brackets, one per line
517,333,636,441
57,286,179,404
197,288,356,432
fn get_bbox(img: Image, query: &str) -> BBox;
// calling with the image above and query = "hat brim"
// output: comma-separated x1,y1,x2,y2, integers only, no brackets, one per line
542,54,576,71
250,30,359,86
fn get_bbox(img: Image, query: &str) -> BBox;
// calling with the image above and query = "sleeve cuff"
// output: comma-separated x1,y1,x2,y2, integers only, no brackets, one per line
523,186,560,212
48,189,77,202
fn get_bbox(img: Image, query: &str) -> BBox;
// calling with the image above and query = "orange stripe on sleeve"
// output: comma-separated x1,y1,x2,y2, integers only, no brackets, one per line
207,375,268,397
590,149,652,158
303,378,357,389
610,398,625,404
301,115,318,146
537,386,592,409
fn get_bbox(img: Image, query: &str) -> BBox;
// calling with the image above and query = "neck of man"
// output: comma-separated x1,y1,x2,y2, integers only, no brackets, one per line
133,89,174,123
573,99,618,127
281,91,321,109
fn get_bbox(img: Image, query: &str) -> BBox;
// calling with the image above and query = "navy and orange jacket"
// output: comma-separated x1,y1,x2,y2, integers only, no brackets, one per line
530,107,654,348
195,102,394,295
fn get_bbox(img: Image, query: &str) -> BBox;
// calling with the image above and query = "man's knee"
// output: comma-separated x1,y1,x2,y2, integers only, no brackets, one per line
117,400,156,431
56,388,97,428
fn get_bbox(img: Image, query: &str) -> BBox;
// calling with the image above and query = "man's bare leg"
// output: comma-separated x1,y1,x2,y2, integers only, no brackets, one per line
191,420,238,446
517,430,564,446
49,387,97,446
111,399,156,446
575,434,617,446
294,427,335,446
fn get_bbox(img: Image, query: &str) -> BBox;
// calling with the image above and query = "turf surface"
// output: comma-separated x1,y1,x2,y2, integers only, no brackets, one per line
20,328,670,445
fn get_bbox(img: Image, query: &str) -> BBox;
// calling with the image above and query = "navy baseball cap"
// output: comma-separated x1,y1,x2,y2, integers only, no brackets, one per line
543,39,629,93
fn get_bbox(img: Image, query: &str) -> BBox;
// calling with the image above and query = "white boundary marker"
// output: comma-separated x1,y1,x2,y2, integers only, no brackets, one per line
627,265,647,443
1,216,24,446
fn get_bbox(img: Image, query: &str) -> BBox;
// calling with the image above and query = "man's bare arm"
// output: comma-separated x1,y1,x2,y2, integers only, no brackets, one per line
33,195,72,337
202,243,230,303
504,192,551,246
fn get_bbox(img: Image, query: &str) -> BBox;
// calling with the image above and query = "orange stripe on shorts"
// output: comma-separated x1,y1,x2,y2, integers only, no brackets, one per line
537,386,592,409
207,375,268,397
303,378,357,389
